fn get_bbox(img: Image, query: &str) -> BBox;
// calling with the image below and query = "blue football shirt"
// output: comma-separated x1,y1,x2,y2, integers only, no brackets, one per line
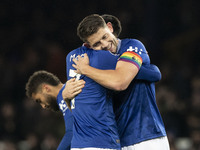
114,39,166,147
57,84,73,150
66,46,121,149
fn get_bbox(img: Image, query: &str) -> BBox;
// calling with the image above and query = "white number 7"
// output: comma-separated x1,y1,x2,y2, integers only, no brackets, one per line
69,69,81,109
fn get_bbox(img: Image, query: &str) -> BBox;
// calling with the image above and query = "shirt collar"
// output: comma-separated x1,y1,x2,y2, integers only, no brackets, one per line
116,39,121,54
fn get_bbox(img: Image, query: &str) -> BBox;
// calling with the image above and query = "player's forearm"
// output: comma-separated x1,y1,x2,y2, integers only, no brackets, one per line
81,65,125,91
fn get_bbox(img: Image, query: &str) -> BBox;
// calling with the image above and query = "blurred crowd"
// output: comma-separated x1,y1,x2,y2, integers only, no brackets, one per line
0,0,199,150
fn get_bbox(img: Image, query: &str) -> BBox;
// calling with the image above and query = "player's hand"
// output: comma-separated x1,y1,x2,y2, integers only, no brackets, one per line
62,78,85,100
72,53,89,74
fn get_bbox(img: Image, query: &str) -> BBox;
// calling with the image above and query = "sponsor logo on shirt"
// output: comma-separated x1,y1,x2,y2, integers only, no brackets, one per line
59,100,68,116
127,46,143,55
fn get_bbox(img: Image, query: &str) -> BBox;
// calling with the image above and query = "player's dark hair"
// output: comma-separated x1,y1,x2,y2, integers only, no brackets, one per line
25,70,61,98
101,14,122,37
77,14,106,43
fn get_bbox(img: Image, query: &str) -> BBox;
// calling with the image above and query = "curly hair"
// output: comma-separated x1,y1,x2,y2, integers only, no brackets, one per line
25,70,61,98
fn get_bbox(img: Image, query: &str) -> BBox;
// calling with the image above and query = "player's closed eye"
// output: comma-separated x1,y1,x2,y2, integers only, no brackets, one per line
93,42,100,48
35,99,41,104
102,34,108,40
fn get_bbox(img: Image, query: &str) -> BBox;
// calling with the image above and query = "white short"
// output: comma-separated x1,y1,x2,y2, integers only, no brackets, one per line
71,148,118,150
122,136,170,150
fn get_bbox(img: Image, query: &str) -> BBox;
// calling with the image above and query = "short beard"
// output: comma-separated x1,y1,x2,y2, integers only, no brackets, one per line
111,37,118,53
46,94,59,112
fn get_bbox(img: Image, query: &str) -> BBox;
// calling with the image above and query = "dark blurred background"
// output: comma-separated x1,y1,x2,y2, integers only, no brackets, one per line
0,0,200,150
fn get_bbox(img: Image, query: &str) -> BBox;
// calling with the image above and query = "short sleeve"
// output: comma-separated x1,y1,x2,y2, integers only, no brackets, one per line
118,39,150,69
118,51,142,70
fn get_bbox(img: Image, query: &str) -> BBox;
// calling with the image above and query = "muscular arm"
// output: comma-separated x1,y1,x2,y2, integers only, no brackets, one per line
73,54,139,91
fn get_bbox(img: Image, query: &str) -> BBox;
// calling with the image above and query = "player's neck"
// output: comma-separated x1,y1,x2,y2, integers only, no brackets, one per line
53,83,64,96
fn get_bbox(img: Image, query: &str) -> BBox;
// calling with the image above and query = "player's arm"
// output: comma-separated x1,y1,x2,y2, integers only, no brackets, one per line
136,64,161,82
57,131,72,150
73,53,140,91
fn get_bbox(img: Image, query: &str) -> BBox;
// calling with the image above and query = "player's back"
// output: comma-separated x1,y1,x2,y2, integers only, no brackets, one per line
66,46,120,149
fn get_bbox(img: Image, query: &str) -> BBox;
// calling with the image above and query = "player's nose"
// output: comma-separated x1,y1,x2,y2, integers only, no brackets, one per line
100,40,109,50
41,104,45,109
41,104,49,109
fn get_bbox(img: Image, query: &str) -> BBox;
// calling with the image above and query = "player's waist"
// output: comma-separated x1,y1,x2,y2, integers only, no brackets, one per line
71,134,120,149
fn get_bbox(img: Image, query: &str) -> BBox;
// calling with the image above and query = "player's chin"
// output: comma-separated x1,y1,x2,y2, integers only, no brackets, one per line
108,48,116,54
51,109,59,112
50,107,60,112
109,44,117,53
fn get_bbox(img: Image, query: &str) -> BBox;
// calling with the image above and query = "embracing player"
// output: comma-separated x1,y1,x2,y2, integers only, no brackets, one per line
71,14,170,150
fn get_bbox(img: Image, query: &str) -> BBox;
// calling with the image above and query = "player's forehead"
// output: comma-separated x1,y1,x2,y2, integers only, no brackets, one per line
88,27,109,46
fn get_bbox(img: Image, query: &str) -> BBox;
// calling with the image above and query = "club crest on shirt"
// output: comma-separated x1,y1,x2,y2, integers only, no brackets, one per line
132,56,136,60
59,100,68,116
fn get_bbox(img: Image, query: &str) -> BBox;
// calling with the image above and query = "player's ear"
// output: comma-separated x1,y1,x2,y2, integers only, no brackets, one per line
106,22,113,33
42,84,51,93
83,43,91,48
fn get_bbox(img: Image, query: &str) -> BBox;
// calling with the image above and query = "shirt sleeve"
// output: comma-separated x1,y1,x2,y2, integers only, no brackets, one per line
135,64,162,82
118,39,150,70
57,131,73,150
118,51,142,70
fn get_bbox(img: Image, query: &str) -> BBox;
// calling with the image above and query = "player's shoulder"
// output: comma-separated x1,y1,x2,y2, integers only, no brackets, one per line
121,38,147,53
66,46,93,60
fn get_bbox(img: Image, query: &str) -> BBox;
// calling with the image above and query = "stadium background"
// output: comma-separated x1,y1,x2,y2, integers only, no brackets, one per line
0,0,199,150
